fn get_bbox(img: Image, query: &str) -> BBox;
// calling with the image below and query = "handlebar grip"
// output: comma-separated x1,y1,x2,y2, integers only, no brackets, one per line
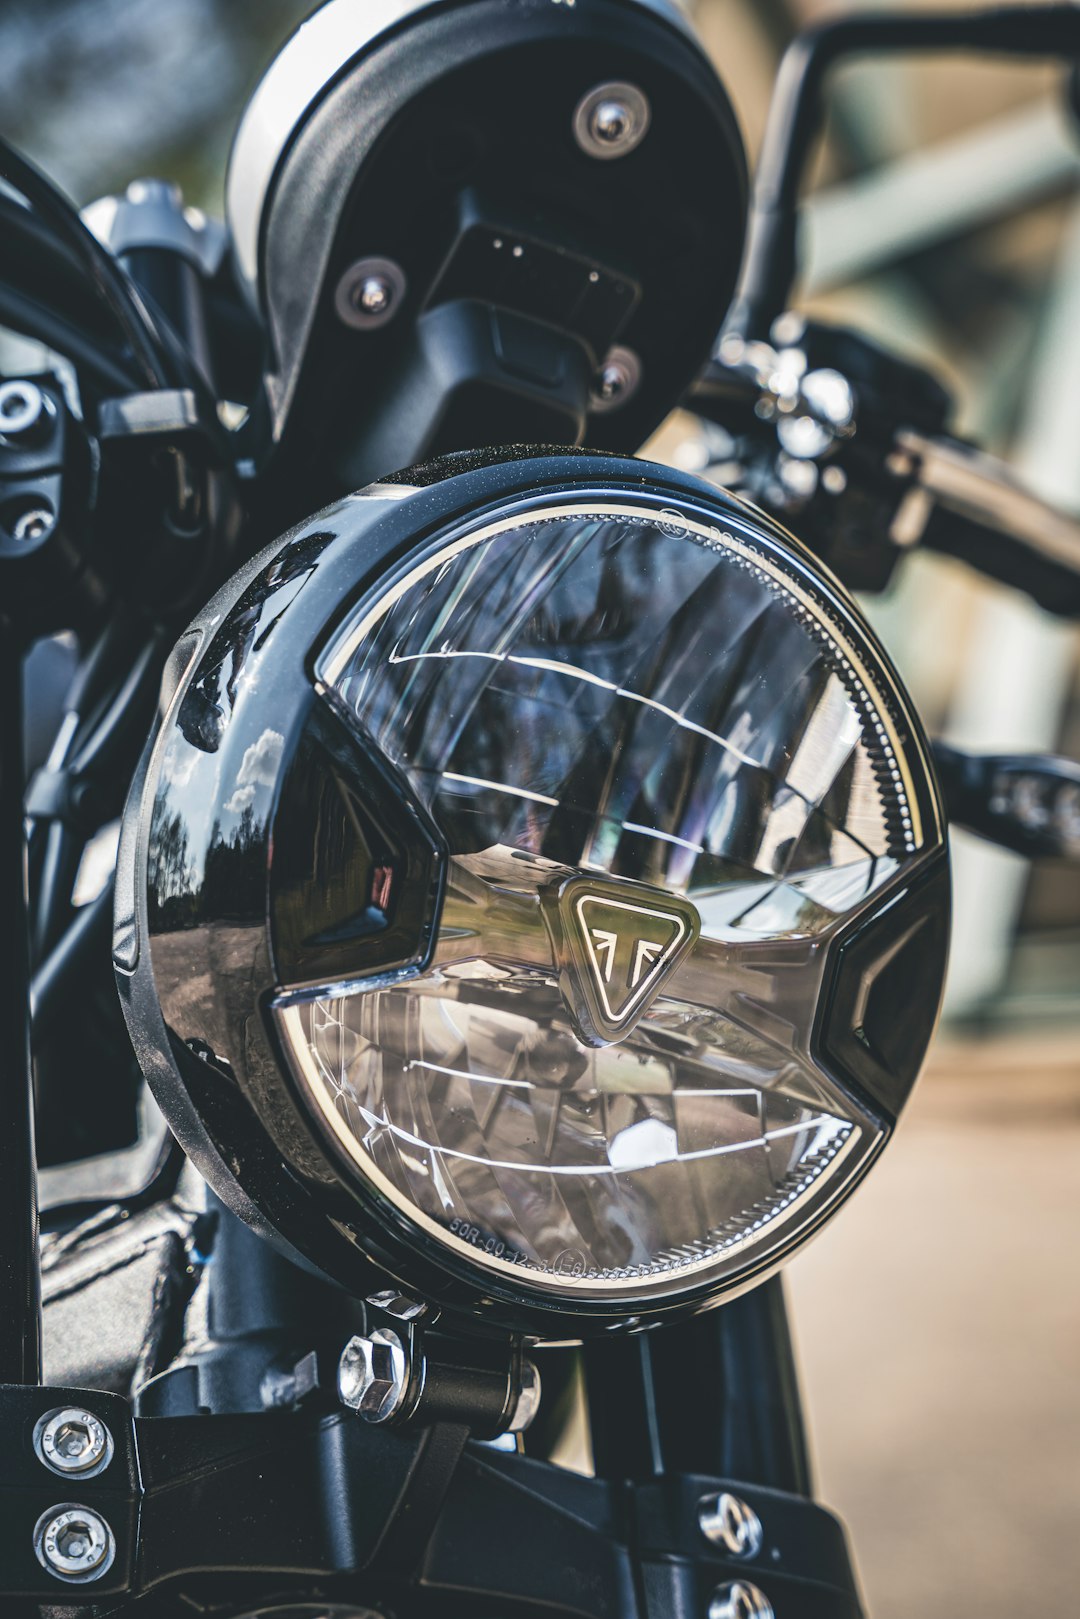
897,432,1080,617
921,505,1080,616
934,742,1080,859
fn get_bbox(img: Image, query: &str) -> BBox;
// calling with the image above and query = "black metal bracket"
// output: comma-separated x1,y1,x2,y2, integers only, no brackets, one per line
0,1380,865,1615
96,387,227,467
359,1289,531,1438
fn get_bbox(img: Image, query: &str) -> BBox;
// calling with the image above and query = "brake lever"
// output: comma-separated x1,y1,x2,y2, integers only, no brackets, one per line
689,332,1080,614
933,741,1080,860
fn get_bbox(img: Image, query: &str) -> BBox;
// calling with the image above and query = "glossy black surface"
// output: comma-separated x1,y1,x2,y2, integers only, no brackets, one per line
116,452,948,1337
0,624,42,1381
585,1276,812,1494
817,855,950,1119
247,0,748,504
271,702,445,992
934,741,1080,859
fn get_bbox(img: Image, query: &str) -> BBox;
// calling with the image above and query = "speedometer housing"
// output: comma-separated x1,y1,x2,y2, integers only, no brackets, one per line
114,450,948,1337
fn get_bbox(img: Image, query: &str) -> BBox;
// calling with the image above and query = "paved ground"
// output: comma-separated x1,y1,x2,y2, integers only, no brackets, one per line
787,1034,1080,1619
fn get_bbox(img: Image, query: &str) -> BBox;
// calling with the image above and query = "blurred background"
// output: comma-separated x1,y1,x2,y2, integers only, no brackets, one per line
2,0,1079,1614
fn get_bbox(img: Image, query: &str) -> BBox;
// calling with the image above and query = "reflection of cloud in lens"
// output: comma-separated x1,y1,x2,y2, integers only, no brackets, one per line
224,783,257,814
161,739,198,788
223,728,283,814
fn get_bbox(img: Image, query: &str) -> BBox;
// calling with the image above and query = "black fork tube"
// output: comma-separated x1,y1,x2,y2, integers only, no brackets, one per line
0,620,41,1381
584,1277,812,1494
652,1277,813,1494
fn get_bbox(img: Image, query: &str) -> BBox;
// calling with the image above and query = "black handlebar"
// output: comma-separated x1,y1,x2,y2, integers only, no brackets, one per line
728,5,1080,341
895,432,1080,617
922,503,1080,617
935,743,1080,859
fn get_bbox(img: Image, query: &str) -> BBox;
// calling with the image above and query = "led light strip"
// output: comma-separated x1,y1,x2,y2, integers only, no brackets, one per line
277,997,868,1294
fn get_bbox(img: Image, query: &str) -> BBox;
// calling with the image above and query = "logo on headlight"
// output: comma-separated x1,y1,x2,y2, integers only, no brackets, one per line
548,877,700,1044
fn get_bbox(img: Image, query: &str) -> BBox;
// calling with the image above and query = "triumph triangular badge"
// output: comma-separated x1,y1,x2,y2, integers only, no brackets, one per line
546,875,700,1045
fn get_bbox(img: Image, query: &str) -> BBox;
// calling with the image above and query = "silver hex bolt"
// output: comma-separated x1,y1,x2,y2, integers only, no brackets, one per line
334,256,407,330
358,277,391,314
589,345,641,413
338,1327,408,1422
0,379,48,439
699,1491,763,1559
592,100,630,144
34,1504,116,1584
34,1407,114,1480
11,505,54,543
708,1581,775,1619
573,82,651,160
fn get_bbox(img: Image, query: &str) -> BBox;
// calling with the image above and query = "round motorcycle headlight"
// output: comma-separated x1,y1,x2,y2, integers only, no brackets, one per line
115,451,948,1334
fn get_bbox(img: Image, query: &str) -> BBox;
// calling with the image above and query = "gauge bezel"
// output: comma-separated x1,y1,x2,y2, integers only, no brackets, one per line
225,0,748,485
115,450,949,1338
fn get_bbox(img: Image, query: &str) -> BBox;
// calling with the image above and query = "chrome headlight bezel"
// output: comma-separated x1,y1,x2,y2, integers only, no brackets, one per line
115,450,948,1338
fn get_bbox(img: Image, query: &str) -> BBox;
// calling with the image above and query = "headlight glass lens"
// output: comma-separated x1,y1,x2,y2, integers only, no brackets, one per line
274,500,929,1299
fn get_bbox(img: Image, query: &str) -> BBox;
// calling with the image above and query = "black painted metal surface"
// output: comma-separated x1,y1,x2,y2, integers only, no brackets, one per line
0,1379,864,1615
0,626,41,1383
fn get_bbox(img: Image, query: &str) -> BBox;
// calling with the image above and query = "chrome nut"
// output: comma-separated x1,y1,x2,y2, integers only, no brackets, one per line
338,1328,408,1422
